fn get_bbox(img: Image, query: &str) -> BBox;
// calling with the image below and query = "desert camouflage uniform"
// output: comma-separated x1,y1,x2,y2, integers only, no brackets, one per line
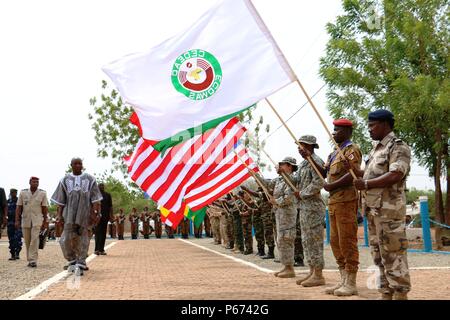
362,132,411,294
297,154,326,269
207,204,222,244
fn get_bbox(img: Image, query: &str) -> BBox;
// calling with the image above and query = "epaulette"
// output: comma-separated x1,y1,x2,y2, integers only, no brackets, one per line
394,138,403,144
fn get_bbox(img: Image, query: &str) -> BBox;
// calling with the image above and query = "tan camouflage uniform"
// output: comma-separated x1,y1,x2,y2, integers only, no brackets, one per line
362,131,411,294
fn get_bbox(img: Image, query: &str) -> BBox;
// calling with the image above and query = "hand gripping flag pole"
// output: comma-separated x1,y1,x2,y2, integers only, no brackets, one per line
260,148,299,193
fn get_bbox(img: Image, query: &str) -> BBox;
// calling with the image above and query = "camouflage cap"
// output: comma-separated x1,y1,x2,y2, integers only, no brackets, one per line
279,156,298,171
298,135,319,149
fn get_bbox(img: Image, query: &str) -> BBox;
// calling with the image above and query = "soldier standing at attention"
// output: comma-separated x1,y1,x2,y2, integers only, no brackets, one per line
207,202,222,245
129,208,139,239
229,193,245,254
180,216,190,239
296,136,326,287
152,209,162,239
322,119,362,296
272,157,298,278
116,209,126,240
351,110,412,300
141,206,152,239
248,190,265,257
220,198,234,249
239,190,257,255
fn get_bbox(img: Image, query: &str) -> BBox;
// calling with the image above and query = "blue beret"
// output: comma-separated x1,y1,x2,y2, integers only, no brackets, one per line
368,109,394,122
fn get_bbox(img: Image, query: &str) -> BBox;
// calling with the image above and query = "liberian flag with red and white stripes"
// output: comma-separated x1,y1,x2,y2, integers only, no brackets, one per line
124,117,258,216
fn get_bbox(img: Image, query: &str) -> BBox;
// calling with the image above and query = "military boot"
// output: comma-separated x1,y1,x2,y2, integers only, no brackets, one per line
257,247,265,256
334,272,358,296
244,248,253,255
296,267,313,285
8,254,16,261
301,268,326,287
274,266,286,277
325,269,346,294
294,258,304,267
393,291,408,300
262,246,275,259
378,292,393,300
276,265,295,278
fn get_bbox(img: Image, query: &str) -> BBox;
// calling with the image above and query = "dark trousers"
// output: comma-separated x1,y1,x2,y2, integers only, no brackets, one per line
94,220,108,252
7,222,23,256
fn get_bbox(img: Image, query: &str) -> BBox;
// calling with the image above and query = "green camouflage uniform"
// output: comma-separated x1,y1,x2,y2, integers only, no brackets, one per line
228,198,245,252
240,199,255,252
257,191,275,249
362,132,411,294
252,197,265,252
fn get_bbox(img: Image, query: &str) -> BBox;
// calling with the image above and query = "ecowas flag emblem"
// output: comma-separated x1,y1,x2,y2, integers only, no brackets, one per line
171,49,222,100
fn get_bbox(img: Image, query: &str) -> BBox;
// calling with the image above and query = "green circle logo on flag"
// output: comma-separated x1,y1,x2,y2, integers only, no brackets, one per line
171,49,222,100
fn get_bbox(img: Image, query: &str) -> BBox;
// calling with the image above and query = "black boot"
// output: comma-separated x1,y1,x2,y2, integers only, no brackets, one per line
261,246,275,259
244,248,253,255
8,254,16,261
294,258,305,267
257,247,265,256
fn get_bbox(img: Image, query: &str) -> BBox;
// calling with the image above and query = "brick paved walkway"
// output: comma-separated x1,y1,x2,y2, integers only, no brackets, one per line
35,239,450,300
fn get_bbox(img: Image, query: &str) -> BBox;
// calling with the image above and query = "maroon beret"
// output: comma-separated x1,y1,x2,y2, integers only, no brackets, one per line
333,118,353,127
30,176,40,181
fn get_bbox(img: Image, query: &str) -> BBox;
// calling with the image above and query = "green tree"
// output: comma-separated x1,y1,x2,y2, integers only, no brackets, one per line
95,173,156,214
89,81,269,179
320,0,449,224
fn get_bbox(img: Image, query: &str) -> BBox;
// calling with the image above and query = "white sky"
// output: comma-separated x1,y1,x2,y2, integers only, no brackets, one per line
0,0,438,195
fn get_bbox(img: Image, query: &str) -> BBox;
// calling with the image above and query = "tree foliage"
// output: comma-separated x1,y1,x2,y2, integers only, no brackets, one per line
320,0,449,222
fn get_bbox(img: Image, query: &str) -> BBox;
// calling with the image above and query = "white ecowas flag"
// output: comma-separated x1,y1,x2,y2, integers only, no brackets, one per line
103,0,295,151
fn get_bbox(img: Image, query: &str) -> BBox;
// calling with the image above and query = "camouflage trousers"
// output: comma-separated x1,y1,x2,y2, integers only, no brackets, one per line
219,213,230,245
275,205,297,266
60,223,91,264
253,212,265,250
367,210,411,293
226,213,234,245
241,214,253,251
261,209,275,249
299,207,325,269
232,211,244,251
210,216,221,244
294,210,304,261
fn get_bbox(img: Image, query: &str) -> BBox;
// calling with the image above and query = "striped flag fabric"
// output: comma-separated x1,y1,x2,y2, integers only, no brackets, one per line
185,141,258,211
125,117,247,214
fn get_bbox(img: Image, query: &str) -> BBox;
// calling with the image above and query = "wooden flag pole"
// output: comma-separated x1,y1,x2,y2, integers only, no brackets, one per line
233,150,273,202
294,80,358,180
264,98,325,182
260,148,300,193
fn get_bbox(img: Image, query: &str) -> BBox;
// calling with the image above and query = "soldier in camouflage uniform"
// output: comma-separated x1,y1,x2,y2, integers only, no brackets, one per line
272,157,299,278
242,185,275,258
239,190,256,255
352,110,411,300
296,136,326,287
229,193,245,254
243,189,265,256
220,198,234,249
207,202,222,245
